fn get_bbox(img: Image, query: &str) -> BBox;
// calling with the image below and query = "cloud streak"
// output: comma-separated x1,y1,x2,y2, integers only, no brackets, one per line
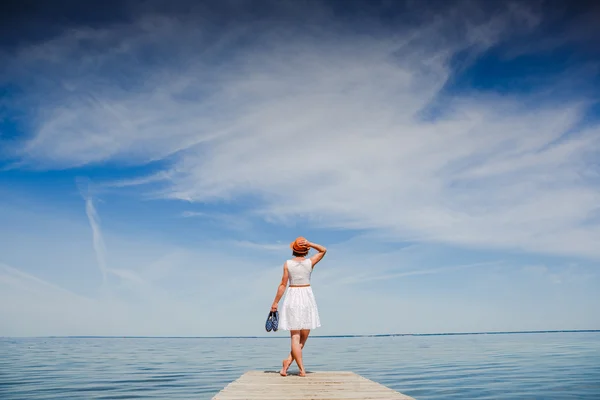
0,263,86,299
77,179,109,284
77,178,154,289
335,260,504,286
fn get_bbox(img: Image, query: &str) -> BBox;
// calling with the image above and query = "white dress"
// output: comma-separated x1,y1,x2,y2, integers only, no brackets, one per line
279,259,321,330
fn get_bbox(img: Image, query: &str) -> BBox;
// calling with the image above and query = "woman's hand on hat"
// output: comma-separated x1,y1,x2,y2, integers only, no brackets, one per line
299,238,310,248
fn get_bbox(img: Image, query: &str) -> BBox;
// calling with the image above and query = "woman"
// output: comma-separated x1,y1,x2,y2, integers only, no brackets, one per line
271,237,327,377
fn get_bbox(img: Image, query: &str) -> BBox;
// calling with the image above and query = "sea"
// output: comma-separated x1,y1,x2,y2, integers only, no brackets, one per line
1,331,599,399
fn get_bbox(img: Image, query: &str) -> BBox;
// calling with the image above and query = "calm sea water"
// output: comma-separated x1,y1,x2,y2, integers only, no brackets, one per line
1,332,599,399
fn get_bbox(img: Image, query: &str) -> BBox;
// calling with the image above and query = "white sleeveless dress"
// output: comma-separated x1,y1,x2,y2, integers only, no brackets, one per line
279,259,321,330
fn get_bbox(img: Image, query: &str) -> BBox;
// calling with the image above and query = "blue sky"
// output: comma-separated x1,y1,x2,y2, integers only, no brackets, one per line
1,0,599,337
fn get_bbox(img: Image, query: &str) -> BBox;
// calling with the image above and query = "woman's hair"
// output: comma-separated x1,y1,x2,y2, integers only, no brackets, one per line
292,250,309,257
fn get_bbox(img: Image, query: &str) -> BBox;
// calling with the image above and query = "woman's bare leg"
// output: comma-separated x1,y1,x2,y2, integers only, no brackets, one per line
290,330,306,376
281,329,310,376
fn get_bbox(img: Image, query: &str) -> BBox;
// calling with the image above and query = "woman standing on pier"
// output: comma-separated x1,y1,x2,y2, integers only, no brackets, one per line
271,237,327,377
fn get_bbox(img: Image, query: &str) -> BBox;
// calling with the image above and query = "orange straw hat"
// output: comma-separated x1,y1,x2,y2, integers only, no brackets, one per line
290,236,309,254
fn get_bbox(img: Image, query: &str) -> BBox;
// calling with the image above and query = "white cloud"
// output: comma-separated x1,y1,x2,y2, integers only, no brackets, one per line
334,260,504,286
231,240,289,252
3,2,600,263
180,211,207,218
83,191,109,284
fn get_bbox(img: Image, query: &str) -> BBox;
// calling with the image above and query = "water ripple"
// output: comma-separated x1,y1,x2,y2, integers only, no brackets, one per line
1,333,599,399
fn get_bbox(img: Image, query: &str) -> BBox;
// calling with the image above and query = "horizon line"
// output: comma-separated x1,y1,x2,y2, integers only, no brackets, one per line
4,329,599,339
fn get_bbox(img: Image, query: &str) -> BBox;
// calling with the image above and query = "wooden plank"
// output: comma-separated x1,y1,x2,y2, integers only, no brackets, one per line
212,370,416,400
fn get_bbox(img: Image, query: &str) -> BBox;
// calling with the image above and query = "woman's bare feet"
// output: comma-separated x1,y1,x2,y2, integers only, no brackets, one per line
280,358,292,376
298,369,306,377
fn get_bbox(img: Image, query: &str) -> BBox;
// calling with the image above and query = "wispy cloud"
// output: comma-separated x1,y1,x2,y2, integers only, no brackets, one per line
522,263,597,285
336,260,504,286
180,211,206,218
3,2,597,260
77,179,108,284
77,177,157,290
0,263,87,299
180,210,255,232
232,240,289,252
103,171,171,188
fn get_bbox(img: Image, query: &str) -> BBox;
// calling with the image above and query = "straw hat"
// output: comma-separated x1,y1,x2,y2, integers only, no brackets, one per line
290,236,309,254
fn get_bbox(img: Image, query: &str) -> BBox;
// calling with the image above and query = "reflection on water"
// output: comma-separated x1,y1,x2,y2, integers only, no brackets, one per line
1,333,599,399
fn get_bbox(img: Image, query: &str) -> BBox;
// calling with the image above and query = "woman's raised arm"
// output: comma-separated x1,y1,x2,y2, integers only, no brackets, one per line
308,241,327,267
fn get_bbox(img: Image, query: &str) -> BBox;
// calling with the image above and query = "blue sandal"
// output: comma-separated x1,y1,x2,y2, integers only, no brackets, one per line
265,311,274,332
272,311,279,332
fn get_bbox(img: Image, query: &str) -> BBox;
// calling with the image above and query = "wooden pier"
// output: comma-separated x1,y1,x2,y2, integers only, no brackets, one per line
212,370,415,399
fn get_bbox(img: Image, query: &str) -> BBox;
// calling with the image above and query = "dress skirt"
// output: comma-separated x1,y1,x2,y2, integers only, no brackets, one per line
279,286,321,330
